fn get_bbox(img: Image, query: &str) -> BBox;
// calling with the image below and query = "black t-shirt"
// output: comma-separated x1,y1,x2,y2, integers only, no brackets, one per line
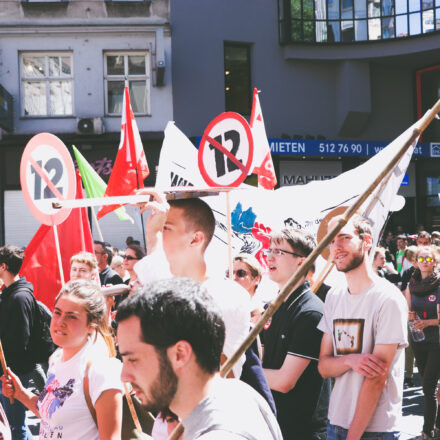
261,281,325,439
99,266,123,286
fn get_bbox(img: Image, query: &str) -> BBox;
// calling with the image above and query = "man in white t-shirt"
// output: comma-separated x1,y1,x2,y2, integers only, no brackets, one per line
317,214,408,440
133,191,250,379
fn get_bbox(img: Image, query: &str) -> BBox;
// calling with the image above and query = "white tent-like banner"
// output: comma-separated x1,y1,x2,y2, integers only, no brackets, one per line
157,121,416,284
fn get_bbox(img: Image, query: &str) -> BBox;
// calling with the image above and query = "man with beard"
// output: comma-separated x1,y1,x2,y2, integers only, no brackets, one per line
116,277,283,440
260,229,327,439
318,215,408,440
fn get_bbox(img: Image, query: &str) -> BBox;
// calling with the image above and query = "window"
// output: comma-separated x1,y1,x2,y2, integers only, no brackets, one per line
21,53,73,117
279,0,435,42
224,43,252,115
416,65,440,142
104,52,150,115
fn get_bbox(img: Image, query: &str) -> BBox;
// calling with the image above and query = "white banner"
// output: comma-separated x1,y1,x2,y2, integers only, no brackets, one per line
157,121,416,285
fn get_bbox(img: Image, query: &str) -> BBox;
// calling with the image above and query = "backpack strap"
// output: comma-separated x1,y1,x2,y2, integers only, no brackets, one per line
83,360,98,427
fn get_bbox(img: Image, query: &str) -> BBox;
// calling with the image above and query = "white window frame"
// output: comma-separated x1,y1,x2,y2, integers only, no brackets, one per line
104,51,151,116
20,51,74,117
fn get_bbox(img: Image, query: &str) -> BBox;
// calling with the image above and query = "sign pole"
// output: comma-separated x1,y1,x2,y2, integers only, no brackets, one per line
226,191,234,280
0,338,13,404
53,224,65,285
312,259,334,294
90,206,104,242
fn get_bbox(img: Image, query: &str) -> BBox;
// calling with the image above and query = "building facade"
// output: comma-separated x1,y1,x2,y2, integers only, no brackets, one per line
0,0,171,248
170,0,440,232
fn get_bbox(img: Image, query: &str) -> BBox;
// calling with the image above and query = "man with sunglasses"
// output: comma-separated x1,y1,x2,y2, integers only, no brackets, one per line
261,228,326,439
93,240,123,287
318,215,408,440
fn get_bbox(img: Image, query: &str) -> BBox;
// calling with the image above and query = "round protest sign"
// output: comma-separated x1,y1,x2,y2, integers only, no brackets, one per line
316,205,348,260
198,112,254,187
20,133,76,226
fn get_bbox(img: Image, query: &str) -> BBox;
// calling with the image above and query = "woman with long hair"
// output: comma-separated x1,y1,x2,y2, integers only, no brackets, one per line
405,246,440,440
1,279,123,440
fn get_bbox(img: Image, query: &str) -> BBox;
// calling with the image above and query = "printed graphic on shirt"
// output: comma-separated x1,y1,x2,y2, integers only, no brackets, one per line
428,294,437,303
333,319,365,354
264,317,272,330
38,373,75,420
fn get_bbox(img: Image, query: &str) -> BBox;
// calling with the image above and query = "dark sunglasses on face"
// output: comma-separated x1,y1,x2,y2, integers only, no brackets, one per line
123,255,139,261
417,256,433,263
225,269,249,278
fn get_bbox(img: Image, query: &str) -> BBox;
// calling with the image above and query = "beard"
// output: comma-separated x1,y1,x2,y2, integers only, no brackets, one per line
139,348,178,414
336,245,365,273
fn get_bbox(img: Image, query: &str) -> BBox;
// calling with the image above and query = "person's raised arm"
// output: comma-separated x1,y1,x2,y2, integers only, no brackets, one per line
346,343,398,440
135,189,169,255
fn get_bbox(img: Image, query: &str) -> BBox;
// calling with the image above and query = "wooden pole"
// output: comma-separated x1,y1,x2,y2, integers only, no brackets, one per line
53,224,65,285
90,205,104,242
123,383,142,433
226,191,234,280
168,100,440,440
0,339,13,404
312,259,334,294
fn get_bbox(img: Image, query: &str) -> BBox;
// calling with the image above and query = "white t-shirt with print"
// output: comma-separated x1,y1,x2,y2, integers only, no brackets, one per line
37,339,124,440
317,276,408,432
135,251,251,378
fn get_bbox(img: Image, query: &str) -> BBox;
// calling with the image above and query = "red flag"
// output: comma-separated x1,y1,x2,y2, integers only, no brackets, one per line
20,171,94,310
250,88,277,190
97,86,149,219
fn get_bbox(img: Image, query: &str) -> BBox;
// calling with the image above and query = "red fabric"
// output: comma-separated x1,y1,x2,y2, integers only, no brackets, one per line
97,86,149,219
20,171,94,310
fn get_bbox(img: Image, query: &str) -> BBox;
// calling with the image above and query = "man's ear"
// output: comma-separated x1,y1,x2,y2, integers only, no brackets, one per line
363,234,373,252
168,341,193,371
190,231,205,249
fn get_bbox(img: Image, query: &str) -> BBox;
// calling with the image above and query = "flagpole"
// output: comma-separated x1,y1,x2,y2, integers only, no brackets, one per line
0,338,13,403
226,191,234,280
90,205,104,242
125,81,148,252
312,258,334,294
53,224,65,285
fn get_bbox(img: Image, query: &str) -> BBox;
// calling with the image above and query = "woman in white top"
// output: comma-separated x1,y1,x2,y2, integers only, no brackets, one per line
1,279,123,440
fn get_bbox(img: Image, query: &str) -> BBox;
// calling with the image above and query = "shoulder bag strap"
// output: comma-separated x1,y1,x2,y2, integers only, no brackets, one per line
83,360,98,427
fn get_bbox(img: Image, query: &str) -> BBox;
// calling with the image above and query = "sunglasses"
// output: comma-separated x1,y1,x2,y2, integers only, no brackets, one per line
225,269,249,278
417,256,434,263
263,248,304,258
123,255,139,261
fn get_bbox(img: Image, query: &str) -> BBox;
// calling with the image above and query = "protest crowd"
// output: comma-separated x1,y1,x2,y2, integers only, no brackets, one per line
0,87,439,440
0,190,440,440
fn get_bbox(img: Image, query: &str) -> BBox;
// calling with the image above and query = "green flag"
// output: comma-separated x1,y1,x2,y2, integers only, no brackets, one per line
73,146,134,224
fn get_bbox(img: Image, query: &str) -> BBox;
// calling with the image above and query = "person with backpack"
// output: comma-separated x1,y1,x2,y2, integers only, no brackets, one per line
1,279,124,440
0,245,37,440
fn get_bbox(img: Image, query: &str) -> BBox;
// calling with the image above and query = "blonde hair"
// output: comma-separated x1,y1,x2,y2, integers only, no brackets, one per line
55,279,116,357
70,252,98,272
233,254,262,279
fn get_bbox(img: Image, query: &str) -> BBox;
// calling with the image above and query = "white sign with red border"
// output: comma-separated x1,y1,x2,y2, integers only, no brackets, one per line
20,133,76,226
198,112,254,187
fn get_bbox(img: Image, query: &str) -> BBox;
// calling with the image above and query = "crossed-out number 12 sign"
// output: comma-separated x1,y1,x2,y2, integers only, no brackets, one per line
20,133,76,226
198,112,254,187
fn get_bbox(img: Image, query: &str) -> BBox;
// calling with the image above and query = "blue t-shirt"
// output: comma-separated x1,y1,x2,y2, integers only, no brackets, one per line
411,289,440,345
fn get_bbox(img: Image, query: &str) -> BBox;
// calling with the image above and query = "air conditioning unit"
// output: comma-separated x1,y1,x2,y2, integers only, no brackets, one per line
77,117,104,135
